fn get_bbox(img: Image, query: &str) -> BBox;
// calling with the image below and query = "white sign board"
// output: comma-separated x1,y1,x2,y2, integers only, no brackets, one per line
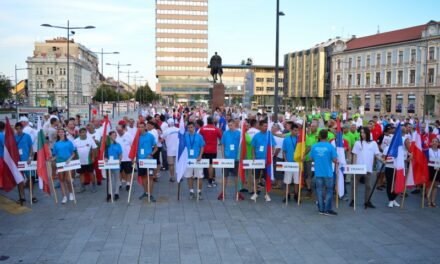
242,160,266,169
187,159,210,168
70,104,89,120
98,159,120,170
18,161,37,171
117,103,128,113
311,162,335,172
138,159,158,169
275,162,299,172
212,159,235,168
344,164,367,175
56,160,81,173
101,103,113,115
428,160,440,169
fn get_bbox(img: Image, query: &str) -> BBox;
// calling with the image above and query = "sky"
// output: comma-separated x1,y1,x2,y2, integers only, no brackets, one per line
1,0,439,91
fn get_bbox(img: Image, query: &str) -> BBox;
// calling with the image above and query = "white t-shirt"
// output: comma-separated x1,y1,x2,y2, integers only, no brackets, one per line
429,148,440,164
74,137,97,165
352,141,380,173
116,132,134,162
163,126,179,156
274,132,283,159
87,130,102,144
247,127,260,140
127,126,137,138
149,129,160,148
381,134,393,150
23,125,37,153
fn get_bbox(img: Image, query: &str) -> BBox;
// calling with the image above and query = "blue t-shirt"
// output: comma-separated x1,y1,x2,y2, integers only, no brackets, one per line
53,140,76,163
221,129,240,160
107,142,123,171
251,131,276,160
282,135,298,162
184,132,205,159
0,132,4,158
310,141,337,178
219,116,227,132
15,133,33,161
138,132,156,159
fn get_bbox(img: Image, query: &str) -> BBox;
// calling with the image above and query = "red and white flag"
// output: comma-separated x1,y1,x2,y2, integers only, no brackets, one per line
407,123,429,186
1,118,24,192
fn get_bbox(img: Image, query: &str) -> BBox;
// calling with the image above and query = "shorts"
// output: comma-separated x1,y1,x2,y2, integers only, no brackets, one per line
167,156,176,165
224,162,238,177
120,161,133,174
304,161,313,179
137,166,154,177
429,166,440,182
375,159,383,172
203,153,217,164
77,164,94,174
284,171,300,184
184,168,203,179
153,148,161,165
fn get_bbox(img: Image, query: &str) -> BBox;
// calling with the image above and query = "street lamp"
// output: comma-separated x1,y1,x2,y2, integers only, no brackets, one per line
273,0,285,121
106,62,131,116
92,49,119,115
41,20,95,118
132,75,144,104
15,65,30,118
119,70,138,88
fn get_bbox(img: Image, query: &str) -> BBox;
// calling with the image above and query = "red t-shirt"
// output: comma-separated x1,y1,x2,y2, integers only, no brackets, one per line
372,123,382,141
199,124,222,154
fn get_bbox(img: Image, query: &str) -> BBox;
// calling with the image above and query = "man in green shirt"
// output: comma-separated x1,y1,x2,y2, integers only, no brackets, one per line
304,120,319,194
342,124,355,149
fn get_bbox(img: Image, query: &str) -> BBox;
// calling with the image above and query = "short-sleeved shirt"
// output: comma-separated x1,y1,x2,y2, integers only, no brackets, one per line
15,133,33,161
107,143,123,171
310,141,337,177
163,127,179,156
138,132,156,159
199,124,222,154
53,140,76,163
221,129,240,160
185,132,205,159
305,130,319,160
251,131,276,160
352,141,380,173
282,135,298,162
74,137,97,165
116,132,134,162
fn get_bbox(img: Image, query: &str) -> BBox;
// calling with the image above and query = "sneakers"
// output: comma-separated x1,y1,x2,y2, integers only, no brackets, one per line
69,193,74,201
364,201,376,209
114,194,119,201
217,192,224,200
324,210,338,216
189,191,195,200
250,193,258,201
169,178,175,183
349,200,354,207
392,200,400,207
388,201,394,208
91,185,97,193
207,183,213,188
319,211,325,215
148,195,157,202
126,185,130,192
197,192,202,200
106,194,111,202
265,194,271,202
139,192,148,200
62,196,67,204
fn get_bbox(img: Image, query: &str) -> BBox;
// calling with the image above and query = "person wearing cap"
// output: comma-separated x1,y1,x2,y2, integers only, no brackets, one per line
162,118,179,182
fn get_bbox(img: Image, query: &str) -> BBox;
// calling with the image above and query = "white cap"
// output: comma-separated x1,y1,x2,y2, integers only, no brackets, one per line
19,116,29,122
295,119,303,125
167,118,175,125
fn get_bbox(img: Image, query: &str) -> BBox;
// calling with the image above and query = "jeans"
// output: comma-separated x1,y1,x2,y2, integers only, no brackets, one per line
315,177,334,212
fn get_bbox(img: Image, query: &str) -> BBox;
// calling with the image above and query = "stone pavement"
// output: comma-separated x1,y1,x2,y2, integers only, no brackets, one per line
0,170,439,264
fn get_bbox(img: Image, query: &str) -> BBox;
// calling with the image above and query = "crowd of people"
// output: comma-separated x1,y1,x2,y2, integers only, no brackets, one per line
0,106,439,216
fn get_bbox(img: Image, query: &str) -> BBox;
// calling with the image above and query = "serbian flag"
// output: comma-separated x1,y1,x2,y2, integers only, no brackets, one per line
335,118,346,198
388,123,405,193
293,123,306,187
128,128,141,185
1,117,24,192
238,120,247,186
37,129,51,194
265,131,274,192
176,114,188,183
407,123,429,186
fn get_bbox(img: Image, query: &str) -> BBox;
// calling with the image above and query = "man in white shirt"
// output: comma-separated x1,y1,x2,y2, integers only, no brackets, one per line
159,115,169,171
126,118,137,138
74,128,98,192
247,119,260,140
116,124,134,191
162,118,179,182
20,116,37,159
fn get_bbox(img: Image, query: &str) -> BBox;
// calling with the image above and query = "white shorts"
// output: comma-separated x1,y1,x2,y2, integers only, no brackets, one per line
184,168,204,179
284,171,299,184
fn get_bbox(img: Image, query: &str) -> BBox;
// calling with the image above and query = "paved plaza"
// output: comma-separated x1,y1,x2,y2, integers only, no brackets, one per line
0,168,439,264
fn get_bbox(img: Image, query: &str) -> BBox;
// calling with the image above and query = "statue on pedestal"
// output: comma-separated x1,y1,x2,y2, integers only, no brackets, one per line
210,52,223,84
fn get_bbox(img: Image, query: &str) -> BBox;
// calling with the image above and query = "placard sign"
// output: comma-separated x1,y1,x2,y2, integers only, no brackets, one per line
428,160,440,169
275,162,299,172
98,159,120,170
212,159,235,168
311,162,335,172
56,160,81,173
138,159,158,169
187,159,210,168
344,164,367,175
242,160,266,169
18,161,37,171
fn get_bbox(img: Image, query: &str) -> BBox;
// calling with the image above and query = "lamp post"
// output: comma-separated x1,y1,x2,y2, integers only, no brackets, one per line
273,0,285,121
41,20,95,118
92,49,119,115
106,62,131,116
132,75,144,105
14,65,30,118
120,70,138,88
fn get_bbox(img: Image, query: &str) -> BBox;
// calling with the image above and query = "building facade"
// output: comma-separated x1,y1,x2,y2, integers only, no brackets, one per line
331,21,440,117
155,0,210,100
252,66,284,111
26,37,99,108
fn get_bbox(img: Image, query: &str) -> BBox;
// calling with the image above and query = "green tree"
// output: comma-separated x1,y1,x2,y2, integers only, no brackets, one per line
93,84,118,102
0,75,12,103
135,84,157,104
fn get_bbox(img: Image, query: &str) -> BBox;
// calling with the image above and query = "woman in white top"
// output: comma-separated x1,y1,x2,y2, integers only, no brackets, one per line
351,127,382,209
427,138,440,207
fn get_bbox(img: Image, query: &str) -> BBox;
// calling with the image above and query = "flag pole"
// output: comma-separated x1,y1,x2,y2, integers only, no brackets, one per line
48,161,58,204
253,169,256,203
335,167,339,209
421,183,426,208
177,181,181,201
147,169,151,203
285,183,289,205
29,172,33,205
391,168,396,193
222,168,225,201
353,174,356,211
197,177,200,202
427,169,439,200
127,158,136,204
108,169,113,203
400,172,408,209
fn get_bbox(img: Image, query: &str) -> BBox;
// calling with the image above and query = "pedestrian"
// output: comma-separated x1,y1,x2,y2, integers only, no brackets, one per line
137,122,158,202
106,131,122,202
116,124,134,191
219,119,241,200
282,123,299,202
74,128,98,193
199,116,222,187
184,122,205,200
427,138,440,207
15,122,35,204
162,118,179,182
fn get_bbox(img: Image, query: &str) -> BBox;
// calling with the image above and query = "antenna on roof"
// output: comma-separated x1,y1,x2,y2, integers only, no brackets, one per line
377,25,380,34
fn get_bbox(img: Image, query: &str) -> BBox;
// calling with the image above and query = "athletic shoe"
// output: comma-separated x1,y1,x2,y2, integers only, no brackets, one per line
114,194,119,201
388,201,394,208
189,191,195,200
139,192,148,200
169,178,175,183
217,192,224,200
265,194,271,202
126,185,130,192
392,200,400,207
324,210,338,216
319,211,325,215
148,195,157,202
69,193,74,201
207,183,213,188
364,201,376,209
239,188,248,193
250,193,258,201
349,200,354,207
91,185,97,193
197,192,203,200
62,196,67,204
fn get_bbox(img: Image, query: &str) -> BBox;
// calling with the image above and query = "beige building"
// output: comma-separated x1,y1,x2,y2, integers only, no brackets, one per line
252,66,284,110
26,37,99,107
155,0,210,100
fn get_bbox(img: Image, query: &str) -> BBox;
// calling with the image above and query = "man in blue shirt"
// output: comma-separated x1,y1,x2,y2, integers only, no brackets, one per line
310,129,338,216
184,122,205,200
106,131,123,201
15,122,35,203
250,120,275,202
136,122,158,202
219,119,241,200
282,123,299,202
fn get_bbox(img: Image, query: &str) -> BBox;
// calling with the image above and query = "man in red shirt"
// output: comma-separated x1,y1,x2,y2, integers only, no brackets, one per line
199,116,222,187
371,116,383,142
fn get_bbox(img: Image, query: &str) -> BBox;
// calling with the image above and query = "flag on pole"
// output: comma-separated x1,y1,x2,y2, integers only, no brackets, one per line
98,117,109,161
294,123,306,187
238,120,247,186
407,123,429,186
128,128,142,185
37,129,51,194
176,115,188,183
388,123,405,193
265,131,274,192
335,118,346,198
1,117,23,192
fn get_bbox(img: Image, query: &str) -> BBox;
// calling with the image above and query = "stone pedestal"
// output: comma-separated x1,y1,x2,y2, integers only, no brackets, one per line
211,83,225,111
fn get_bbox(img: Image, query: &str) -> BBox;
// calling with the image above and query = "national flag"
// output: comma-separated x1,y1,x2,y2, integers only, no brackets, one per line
238,120,247,186
1,118,24,192
388,123,405,193
335,118,346,198
37,129,51,194
407,123,429,186
128,128,142,185
265,131,274,192
176,114,188,183
293,123,306,187
98,117,109,161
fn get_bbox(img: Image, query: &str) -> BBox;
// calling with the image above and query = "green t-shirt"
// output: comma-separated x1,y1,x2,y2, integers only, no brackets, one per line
324,112,331,121
245,133,252,159
327,131,335,141
343,132,355,149
305,130,319,161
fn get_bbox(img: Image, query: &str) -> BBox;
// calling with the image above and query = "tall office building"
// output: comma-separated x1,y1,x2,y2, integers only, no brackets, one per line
155,0,210,103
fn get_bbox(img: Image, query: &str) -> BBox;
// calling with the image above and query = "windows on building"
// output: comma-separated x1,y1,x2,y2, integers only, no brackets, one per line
356,74,361,86
397,70,403,85
410,49,416,63
337,59,341,70
429,46,435,61
266,78,274,83
375,72,381,85
428,68,435,83
46,67,53,75
348,74,352,87
410,69,416,84
366,72,370,86
59,68,66,75
157,19,208,25
386,71,391,85
357,56,361,69
366,55,370,67
256,86,264,92
398,50,404,64
256,78,264,82
157,1,208,6
266,87,274,92
386,52,392,66
157,10,208,16
336,75,341,88
348,58,352,69
376,53,381,67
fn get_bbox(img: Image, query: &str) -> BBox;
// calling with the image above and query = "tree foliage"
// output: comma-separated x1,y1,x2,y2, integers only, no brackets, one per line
93,84,135,102
0,75,12,102
135,84,157,104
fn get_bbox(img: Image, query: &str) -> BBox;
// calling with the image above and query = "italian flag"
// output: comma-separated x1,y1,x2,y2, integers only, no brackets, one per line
37,129,51,194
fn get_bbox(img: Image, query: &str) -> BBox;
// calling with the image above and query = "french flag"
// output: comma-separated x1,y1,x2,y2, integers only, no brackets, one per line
407,122,429,186
388,123,405,193
176,114,188,183
335,118,346,198
265,131,274,192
